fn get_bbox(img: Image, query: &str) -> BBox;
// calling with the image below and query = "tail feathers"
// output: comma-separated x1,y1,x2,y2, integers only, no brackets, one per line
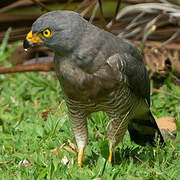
128,112,165,146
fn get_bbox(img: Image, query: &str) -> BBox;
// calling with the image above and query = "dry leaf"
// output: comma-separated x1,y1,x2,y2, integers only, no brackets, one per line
67,139,76,150
33,100,39,108
50,148,59,156
41,106,51,121
96,130,104,137
156,116,176,132
40,151,46,154
64,146,76,154
60,143,65,149
161,129,180,144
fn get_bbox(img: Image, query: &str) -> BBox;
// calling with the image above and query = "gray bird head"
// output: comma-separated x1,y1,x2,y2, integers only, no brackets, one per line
24,10,88,55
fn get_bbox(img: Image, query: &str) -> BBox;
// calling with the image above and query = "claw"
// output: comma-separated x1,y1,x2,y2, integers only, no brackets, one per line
108,148,113,162
78,148,84,168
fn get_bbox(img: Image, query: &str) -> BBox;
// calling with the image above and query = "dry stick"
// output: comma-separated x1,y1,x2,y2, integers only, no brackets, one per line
98,0,108,31
110,0,122,30
158,29,180,49
80,0,98,17
0,159,12,166
118,12,146,38
125,12,145,31
151,88,180,100
120,27,142,38
89,2,99,23
0,0,32,13
30,0,51,11
75,0,89,12
134,156,151,168
141,15,163,50
107,2,180,29
0,62,53,74
172,75,180,84
116,3,180,21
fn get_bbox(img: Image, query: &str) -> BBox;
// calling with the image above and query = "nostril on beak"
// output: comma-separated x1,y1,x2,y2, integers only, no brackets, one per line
23,39,32,50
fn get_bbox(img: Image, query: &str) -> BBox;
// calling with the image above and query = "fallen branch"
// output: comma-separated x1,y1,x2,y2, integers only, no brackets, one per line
0,61,53,74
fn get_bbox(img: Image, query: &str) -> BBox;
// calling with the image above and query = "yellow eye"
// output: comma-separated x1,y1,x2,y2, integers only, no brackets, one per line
42,29,51,38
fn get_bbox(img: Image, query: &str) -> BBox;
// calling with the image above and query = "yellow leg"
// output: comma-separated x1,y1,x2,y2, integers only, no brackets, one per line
78,148,84,168
108,148,113,162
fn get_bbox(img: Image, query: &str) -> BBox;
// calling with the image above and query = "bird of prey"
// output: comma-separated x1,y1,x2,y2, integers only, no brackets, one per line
24,10,164,168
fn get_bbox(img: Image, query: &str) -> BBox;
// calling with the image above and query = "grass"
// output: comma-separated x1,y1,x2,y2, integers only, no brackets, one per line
0,70,179,180
0,32,180,180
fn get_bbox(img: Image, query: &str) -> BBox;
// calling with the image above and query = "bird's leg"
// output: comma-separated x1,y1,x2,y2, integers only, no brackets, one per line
108,147,113,162
78,148,84,168
68,109,88,168
107,116,129,163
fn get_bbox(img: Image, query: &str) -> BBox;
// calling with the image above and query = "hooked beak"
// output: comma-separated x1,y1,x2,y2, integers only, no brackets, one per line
23,31,43,50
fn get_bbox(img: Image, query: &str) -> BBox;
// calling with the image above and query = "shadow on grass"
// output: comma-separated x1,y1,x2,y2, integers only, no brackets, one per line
82,145,153,168
112,146,143,165
83,150,99,167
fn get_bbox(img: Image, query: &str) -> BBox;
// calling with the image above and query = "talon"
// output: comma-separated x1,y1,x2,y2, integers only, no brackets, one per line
108,148,113,162
78,148,84,168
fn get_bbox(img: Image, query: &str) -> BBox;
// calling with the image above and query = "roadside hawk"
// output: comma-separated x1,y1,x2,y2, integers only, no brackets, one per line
24,10,164,167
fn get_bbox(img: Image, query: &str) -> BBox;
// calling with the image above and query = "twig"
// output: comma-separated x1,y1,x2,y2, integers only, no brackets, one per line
141,15,163,49
125,12,145,31
151,88,180,100
0,0,32,13
115,3,179,21
80,0,98,17
98,0,108,30
118,14,148,38
30,0,51,12
111,0,122,28
158,29,180,48
0,159,12,165
119,27,142,38
135,156,151,168
75,0,89,12
89,1,99,23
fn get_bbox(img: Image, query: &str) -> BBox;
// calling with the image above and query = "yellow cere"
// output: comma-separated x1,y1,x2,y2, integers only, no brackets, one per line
26,31,43,43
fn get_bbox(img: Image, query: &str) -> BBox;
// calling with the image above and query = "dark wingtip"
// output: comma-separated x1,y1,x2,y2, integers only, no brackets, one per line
23,39,32,50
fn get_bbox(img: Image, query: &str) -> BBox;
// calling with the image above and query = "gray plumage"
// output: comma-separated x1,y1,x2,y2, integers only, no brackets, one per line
27,10,164,157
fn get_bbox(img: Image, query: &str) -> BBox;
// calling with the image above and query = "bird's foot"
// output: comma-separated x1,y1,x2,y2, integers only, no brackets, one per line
108,148,113,162
78,148,84,168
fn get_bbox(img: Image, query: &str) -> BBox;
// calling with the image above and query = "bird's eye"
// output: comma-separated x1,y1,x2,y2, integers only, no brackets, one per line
41,29,51,38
